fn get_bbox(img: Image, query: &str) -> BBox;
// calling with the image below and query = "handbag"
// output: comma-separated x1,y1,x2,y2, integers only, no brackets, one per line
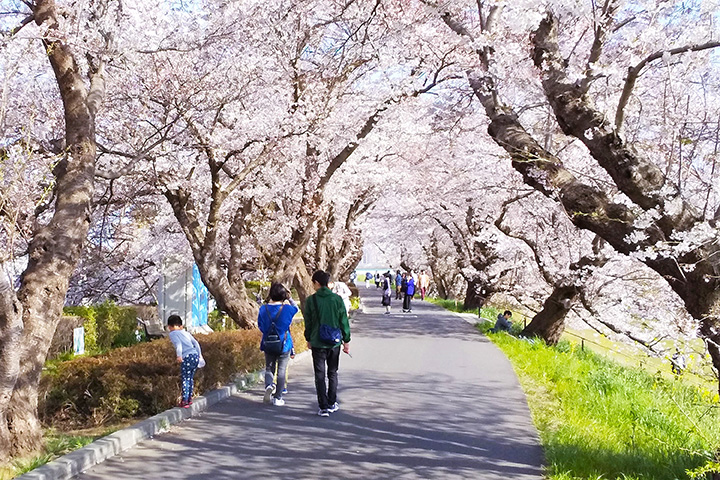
313,295,342,346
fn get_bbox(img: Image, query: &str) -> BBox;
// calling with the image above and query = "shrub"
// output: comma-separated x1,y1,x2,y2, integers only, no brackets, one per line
40,324,307,429
207,309,238,332
64,301,139,353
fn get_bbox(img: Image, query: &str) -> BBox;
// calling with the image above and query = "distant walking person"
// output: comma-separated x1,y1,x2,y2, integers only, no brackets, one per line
403,273,416,313
330,279,352,315
418,270,430,300
365,272,373,289
381,272,392,314
395,270,403,300
167,315,205,408
258,283,297,406
304,270,351,417
492,310,513,333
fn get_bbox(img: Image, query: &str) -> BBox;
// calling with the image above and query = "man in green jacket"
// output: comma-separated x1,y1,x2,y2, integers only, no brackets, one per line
304,270,351,417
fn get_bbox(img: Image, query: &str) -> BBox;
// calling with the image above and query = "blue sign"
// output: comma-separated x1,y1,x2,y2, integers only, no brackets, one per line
192,264,208,327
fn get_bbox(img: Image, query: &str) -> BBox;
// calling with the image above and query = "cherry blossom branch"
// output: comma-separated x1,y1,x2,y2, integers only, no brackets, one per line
615,40,720,130
532,14,699,233
9,14,34,35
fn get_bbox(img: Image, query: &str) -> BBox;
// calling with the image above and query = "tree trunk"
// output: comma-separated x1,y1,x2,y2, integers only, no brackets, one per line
521,285,578,345
0,0,104,458
293,263,315,312
0,271,23,461
198,258,257,329
463,278,491,311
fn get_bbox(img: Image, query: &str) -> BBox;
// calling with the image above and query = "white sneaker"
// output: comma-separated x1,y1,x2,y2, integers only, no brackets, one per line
327,402,339,413
272,397,285,406
263,385,274,404
317,409,330,417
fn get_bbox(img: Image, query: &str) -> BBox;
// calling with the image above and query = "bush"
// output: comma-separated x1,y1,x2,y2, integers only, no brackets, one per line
40,324,308,429
64,301,139,353
207,309,238,332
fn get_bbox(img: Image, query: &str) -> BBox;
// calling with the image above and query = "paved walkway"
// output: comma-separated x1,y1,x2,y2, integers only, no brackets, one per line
77,288,544,479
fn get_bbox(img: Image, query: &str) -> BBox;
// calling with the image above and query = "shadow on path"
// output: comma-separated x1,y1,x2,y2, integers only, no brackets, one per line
78,287,544,479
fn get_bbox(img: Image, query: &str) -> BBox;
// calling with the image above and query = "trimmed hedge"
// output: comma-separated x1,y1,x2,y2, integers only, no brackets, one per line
40,323,307,429
63,301,139,353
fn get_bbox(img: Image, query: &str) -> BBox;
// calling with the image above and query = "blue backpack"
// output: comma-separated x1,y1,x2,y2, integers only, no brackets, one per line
263,306,287,355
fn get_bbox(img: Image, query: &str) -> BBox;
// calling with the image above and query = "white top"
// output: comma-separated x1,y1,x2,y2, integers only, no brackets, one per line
169,329,201,358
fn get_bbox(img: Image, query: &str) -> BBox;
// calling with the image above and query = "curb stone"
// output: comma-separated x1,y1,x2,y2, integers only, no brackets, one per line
15,353,309,480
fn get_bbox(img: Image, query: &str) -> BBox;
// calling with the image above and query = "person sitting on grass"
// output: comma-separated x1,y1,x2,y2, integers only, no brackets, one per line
492,310,513,333
167,314,204,408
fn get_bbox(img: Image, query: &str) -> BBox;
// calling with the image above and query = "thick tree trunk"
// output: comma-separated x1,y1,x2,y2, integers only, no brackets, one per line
0,0,103,457
0,271,23,461
293,263,315,312
198,259,256,329
463,278,491,311
521,285,577,345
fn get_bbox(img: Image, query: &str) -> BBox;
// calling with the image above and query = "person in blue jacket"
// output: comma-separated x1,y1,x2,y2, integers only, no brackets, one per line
492,310,513,333
403,273,416,313
258,282,298,406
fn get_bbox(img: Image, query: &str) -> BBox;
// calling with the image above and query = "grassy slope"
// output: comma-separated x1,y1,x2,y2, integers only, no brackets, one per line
478,322,720,480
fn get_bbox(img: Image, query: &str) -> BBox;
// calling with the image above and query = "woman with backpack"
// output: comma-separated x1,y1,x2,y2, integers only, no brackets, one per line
258,282,298,406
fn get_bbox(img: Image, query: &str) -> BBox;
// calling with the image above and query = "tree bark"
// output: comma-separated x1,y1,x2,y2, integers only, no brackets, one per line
463,278,495,311
521,284,577,345
0,270,23,461
1,0,104,457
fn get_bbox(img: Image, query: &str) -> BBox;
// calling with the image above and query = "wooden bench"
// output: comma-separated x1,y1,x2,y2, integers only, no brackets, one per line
137,317,167,340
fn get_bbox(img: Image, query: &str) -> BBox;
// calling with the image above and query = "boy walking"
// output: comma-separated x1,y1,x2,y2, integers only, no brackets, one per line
167,315,204,408
304,270,351,417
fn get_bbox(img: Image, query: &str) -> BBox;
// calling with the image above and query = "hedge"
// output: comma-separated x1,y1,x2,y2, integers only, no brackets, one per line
63,301,140,353
40,323,307,429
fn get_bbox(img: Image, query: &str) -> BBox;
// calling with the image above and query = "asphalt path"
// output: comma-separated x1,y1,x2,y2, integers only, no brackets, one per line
77,287,544,479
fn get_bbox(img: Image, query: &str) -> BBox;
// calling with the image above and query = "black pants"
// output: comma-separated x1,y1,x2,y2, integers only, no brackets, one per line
403,293,413,311
312,346,341,410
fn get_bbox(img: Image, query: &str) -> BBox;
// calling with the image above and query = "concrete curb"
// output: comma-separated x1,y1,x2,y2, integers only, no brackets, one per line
15,355,312,480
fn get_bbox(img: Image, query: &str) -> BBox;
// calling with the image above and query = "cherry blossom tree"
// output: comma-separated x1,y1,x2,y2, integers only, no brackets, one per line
431,0,720,387
0,0,120,459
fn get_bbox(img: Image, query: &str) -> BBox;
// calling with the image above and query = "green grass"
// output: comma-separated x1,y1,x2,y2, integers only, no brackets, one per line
426,296,486,314
4,431,97,478
477,322,720,479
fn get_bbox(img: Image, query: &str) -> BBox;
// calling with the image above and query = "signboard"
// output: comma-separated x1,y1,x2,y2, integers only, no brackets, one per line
158,258,210,333
192,264,208,328
73,326,85,355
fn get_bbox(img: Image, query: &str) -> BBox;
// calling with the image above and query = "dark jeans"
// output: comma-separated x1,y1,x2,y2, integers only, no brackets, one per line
311,346,341,410
403,293,413,311
265,352,290,399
